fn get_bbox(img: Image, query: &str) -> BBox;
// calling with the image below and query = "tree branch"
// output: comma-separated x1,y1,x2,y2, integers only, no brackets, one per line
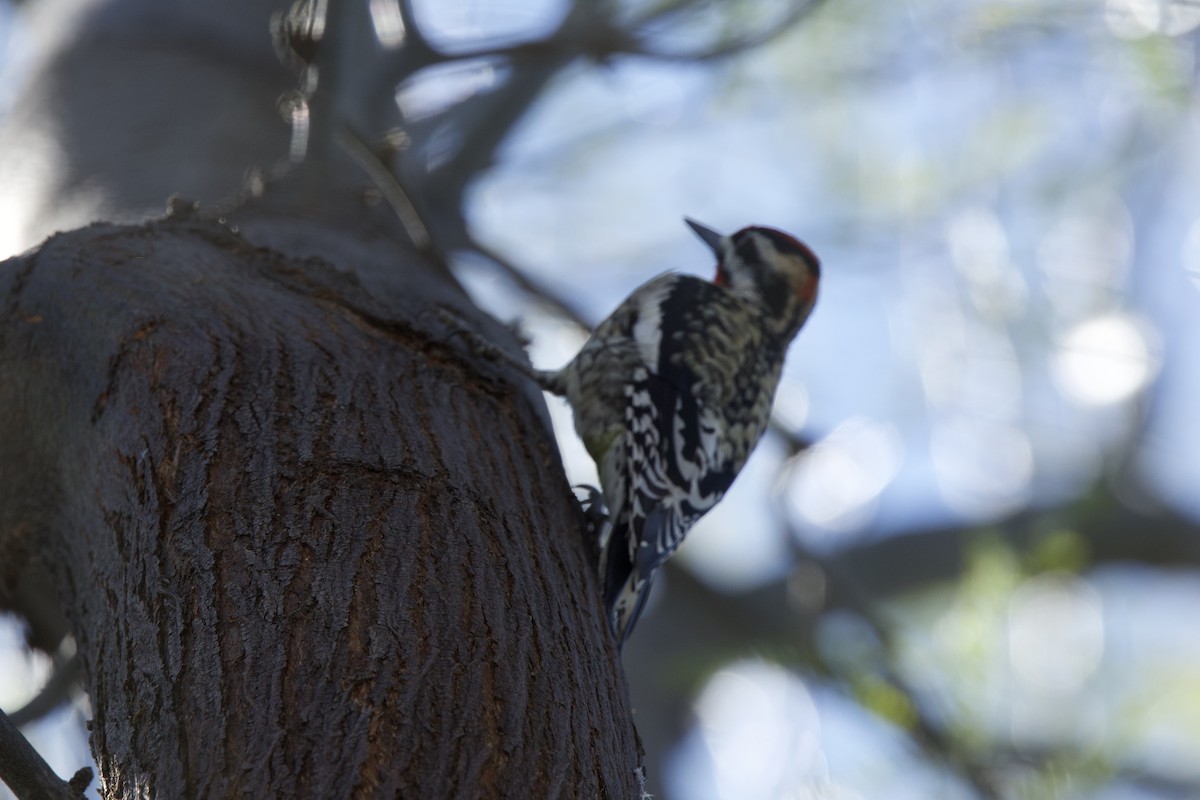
0,709,90,800
620,0,827,63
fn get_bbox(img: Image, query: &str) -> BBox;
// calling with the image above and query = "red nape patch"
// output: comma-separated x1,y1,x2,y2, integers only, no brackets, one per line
796,275,819,306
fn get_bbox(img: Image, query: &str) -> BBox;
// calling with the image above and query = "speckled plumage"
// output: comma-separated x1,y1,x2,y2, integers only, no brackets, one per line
537,221,820,647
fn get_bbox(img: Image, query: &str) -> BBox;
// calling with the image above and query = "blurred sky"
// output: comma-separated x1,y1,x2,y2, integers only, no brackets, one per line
3,1,1200,798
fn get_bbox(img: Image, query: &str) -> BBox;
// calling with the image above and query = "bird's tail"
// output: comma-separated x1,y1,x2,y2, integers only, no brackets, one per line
609,572,652,650
601,509,653,648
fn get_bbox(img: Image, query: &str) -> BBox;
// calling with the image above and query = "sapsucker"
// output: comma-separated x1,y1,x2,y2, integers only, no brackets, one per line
530,219,821,647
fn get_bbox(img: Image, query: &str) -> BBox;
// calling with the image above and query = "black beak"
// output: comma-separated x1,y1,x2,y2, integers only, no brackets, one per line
684,218,724,256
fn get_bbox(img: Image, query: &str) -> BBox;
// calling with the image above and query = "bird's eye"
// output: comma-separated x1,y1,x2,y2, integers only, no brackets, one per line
734,235,759,267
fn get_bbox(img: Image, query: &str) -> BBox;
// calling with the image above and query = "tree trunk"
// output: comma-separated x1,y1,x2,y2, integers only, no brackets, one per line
0,1,643,796
0,202,642,797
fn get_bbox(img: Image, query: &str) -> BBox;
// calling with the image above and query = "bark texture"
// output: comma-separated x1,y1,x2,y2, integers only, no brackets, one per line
0,211,642,797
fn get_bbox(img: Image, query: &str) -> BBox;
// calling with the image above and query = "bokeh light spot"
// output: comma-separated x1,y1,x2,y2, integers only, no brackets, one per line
1106,0,1200,37
931,419,1032,517
368,0,407,48
1051,313,1159,405
1008,573,1105,694
692,661,830,800
784,418,901,537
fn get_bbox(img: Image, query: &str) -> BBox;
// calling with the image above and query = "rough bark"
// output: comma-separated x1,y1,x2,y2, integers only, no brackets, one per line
0,207,642,796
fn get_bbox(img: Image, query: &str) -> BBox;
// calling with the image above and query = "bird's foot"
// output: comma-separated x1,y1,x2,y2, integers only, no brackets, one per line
572,484,609,543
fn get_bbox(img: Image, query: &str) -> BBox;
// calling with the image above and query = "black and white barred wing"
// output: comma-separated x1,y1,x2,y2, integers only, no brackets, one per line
602,366,741,644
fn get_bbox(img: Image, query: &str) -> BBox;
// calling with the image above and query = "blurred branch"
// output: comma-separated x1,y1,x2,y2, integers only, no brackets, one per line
272,0,332,162
415,53,566,239
395,0,435,60
629,482,1200,798
377,0,826,68
833,494,1200,601
626,0,698,27
364,4,592,105
357,0,439,122
980,741,1200,800
0,709,90,800
5,653,82,728
631,558,1003,798
306,0,347,164
465,239,592,328
650,482,1200,653
337,124,431,250
621,0,827,62
781,529,1003,799
1093,770,1200,799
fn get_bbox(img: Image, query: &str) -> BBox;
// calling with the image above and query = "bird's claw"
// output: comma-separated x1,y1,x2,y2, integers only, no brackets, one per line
572,484,609,540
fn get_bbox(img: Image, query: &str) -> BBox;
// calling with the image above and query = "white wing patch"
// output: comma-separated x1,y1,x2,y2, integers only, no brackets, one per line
630,277,674,370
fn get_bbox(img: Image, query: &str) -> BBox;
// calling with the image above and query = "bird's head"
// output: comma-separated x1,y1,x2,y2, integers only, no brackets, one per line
685,218,820,340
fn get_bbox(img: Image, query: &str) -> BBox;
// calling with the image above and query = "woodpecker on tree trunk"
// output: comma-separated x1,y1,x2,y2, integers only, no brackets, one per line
452,219,820,647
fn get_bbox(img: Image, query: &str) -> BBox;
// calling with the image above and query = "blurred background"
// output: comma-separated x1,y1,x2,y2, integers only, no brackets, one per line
3,0,1200,798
